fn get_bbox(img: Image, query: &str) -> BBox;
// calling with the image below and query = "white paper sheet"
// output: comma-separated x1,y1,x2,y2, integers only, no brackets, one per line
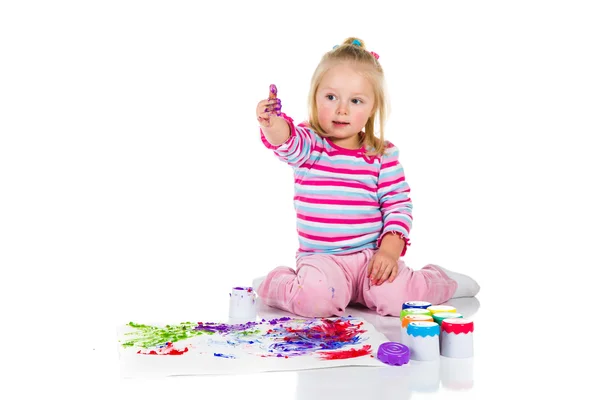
117,316,389,378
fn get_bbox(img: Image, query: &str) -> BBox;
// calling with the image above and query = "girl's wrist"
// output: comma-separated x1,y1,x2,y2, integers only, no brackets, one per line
379,232,405,259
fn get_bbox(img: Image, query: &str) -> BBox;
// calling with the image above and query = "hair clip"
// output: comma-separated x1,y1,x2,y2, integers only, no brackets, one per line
370,51,380,60
351,39,361,46
332,45,339,49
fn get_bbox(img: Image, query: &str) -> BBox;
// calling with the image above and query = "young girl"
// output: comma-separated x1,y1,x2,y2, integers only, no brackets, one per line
254,37,479,318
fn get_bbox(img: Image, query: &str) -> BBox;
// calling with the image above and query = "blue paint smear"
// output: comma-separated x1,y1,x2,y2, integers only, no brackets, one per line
214,353,236,359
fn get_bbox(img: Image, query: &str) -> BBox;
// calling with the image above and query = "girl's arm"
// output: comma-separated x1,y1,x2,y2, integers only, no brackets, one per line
261,114,291,146
256,93,320,169
376,143,413,257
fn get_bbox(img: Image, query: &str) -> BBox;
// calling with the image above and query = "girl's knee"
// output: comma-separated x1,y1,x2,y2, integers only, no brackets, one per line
293,266,348,317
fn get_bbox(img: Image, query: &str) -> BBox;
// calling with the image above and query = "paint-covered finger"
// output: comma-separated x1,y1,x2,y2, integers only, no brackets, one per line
377,265,392,285
263,98,281,108
374,265,385,284
269,84,278,99
257,114,272,127
257,99,279,114
373,259,387,282
388,264,399,283
259,109,274,118
263,100,281,111
370,259,380,280
270,98,282,116
267,104,282,113
268,102,282,115
383,264,395,283
257,99,272,112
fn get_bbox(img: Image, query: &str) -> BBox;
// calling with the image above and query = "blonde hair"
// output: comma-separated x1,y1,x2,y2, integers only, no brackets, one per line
307,37,388,156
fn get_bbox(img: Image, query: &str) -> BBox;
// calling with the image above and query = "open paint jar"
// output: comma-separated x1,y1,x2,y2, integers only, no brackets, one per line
228,286,257,321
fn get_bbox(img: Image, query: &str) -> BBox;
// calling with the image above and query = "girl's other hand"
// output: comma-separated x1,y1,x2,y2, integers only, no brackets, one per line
367,250,399,286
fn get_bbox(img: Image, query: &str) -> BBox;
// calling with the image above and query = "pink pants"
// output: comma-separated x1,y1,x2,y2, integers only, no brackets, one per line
257,248,458,317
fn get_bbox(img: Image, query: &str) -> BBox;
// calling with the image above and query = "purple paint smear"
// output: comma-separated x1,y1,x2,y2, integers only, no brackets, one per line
194,316,367,359
194,316,366,358
195,321,260,333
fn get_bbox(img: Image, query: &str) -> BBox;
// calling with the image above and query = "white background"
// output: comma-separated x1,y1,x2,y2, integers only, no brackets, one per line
1,0,599,398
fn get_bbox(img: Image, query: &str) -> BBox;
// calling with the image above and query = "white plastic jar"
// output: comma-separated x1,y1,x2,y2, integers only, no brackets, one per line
407,321,440,361
228,286,257,321
441,318,474,358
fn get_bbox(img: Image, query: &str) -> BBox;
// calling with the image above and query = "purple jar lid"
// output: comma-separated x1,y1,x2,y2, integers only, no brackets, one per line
377,342,410,366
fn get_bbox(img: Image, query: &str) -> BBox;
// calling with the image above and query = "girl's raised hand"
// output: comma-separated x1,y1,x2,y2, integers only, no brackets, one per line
256,84,282,128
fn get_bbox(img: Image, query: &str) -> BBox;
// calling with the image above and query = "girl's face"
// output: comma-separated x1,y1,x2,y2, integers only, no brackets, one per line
316,62,375,149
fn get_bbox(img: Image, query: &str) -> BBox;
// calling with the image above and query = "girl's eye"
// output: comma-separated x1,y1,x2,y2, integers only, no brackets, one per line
326,94,336,101
352,98,362,104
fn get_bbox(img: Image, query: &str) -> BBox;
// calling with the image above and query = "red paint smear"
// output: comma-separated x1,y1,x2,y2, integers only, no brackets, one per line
318,344,372,360
284,318,365,343
137,342,189,356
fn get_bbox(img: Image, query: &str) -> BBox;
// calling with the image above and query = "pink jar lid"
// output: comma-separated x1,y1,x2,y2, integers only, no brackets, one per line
442,318,474,334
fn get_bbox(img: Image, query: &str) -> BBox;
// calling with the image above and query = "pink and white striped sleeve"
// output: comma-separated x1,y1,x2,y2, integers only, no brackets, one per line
376,143,413,256
260,114,319,168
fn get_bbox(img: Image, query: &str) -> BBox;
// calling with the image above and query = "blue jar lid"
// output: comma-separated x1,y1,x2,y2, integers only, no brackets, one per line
402,301,432,310
407,321,440,337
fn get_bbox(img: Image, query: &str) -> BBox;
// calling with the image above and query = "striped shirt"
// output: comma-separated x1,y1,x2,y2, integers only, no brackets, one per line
261,114,413,259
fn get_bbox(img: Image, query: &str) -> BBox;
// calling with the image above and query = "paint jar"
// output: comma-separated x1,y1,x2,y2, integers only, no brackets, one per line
401,300,432,310
427,304,457,315
407,321,440,361
228,286,257,321
400,314,433,346
432,312,463,325
432,312,463,347
441,318,474,358
400,307,432,321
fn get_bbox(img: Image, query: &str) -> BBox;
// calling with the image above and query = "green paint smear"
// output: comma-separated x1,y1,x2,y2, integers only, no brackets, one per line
121,321,214,349
237,329,261,336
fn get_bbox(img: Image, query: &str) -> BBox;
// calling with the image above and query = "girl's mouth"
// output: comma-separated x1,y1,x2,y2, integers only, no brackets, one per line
333,121,349,126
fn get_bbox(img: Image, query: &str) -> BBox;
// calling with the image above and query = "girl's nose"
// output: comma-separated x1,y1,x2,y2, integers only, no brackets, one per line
336,103,348,115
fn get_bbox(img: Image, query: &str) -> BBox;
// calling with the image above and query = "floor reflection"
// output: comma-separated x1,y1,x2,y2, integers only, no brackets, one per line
255,297,479,398
293,355,474,399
